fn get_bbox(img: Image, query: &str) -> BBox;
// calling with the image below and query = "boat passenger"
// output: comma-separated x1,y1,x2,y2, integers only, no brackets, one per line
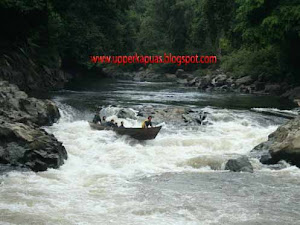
92,113,101,124
114,122,118,127
120,121,125,128
102,116,106,123
105,119,116,127
141,116,153,128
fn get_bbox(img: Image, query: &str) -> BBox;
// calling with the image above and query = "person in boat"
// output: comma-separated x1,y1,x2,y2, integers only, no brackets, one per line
142,116,153,128
114,122,118,127
92,113,101,124
120,121,125,128
105,119,117,127
102,116,106,123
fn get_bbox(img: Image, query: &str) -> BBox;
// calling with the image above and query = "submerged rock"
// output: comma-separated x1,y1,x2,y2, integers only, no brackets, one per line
225,156,254,173
0,81,67,171
252,116,300,167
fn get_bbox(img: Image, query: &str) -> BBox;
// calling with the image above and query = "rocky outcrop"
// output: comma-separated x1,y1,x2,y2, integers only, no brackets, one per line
225,156,254,173
252,116,300,167
0,81,60,126
0,81,67,172
0,49,71,92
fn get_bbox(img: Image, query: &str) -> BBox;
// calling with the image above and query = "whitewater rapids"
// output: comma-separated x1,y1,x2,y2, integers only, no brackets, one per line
1,80,300,225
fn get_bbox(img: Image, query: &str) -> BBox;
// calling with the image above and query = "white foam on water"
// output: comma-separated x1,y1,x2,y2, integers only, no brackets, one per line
1,102,286,225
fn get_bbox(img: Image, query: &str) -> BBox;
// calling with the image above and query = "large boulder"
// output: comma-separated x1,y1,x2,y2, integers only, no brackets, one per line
252,116,300,167
211,74,227,87
165,73,177,80
235,75,253,86
187,77,199,86
0,119,67,172
198,75,212,89
0,81,60,126
225,156,253,172
0,81,67,171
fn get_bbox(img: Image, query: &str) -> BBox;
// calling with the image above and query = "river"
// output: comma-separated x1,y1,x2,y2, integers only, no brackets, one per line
1,78,300,225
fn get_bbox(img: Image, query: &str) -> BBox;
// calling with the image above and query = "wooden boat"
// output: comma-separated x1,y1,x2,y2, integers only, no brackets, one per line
89,122,162,140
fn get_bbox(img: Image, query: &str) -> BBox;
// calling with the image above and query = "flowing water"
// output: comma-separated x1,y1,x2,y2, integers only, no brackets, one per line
1,78,300,225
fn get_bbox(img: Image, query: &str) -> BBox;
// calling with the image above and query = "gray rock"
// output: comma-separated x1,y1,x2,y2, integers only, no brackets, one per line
187,77,199,86
239,85,253,94
165,73,177,80
0,81,67,172
235,75,253,86
211,74,227,87
177,79,188,85
175,69,185,78
186,74,195,81
0,81,60,126
198,75,212,89
252,116,300,167
0,119,67,172
225,156,254,173
226,77,234,84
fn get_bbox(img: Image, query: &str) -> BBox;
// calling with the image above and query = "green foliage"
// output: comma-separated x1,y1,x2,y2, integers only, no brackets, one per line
221,47,281,80
231,0,300,82
1,0,300,83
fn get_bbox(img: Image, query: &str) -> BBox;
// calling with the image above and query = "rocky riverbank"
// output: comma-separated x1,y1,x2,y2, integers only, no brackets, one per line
103,67,300,99
0,81,67,172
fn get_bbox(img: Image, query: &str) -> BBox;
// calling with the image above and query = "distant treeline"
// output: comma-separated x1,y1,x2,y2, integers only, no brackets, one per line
1,0,299,83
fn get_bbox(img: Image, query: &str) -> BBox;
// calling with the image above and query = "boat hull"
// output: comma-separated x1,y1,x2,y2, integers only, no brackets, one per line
89,122,161,140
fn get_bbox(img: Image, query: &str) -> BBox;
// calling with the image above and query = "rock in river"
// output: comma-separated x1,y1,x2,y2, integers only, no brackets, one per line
0,80,67,172
252,116,300,167
225,156,254,173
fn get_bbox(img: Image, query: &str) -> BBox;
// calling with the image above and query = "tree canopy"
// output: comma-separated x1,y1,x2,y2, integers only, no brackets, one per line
1,0,299,82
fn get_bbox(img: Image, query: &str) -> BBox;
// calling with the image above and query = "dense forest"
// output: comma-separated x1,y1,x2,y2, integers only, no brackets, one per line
1,0,300,83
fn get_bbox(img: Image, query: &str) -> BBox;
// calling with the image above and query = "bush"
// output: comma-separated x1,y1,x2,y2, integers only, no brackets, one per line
221,47,283,81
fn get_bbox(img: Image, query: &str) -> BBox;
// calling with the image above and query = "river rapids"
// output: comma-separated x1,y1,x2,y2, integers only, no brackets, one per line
1,79,300,225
